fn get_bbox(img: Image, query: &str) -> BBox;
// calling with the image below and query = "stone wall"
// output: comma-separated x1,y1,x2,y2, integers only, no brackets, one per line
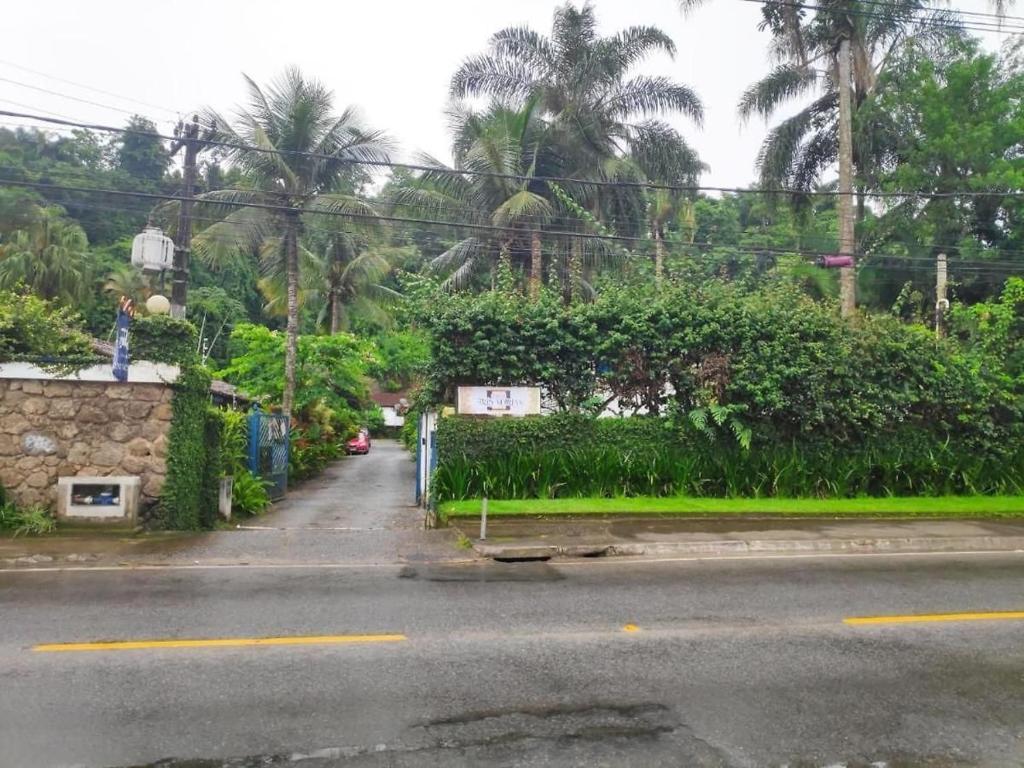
0,379,172,509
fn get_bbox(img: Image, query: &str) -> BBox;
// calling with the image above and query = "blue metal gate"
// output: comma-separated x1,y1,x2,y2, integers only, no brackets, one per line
248,405,290,500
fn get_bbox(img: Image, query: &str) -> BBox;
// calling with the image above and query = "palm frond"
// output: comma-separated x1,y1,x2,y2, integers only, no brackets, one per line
492,190,552,227
756,91,836,188
602,26,677,74
430,237,484,276
604,77,704,124
450,54,538,100
738,64,819,121
489,26,554,72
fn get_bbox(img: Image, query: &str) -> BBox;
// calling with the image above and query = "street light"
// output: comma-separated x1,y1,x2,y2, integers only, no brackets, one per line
145,294,171,315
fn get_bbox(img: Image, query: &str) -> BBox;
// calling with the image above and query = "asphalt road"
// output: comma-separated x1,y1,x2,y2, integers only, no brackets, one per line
2,443,1023,767
2,552,1023,767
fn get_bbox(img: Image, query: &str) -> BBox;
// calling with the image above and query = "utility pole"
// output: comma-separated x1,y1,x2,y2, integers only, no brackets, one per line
935,252,949,338
837,36,857,318
170,115,201,320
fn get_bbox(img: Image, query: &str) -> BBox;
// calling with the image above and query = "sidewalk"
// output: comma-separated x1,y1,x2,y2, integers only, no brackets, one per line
450,516,1024,560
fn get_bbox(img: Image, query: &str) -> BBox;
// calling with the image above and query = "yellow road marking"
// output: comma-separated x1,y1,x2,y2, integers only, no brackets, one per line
32,633,407,652
622,623,639,633
844,611,1024,626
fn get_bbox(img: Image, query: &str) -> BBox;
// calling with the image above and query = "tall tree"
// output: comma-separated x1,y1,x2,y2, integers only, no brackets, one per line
197,68,392,419
112,115,170,184
258,229,401,334
391,99,560,292
0,208,91,303
450,2,704,184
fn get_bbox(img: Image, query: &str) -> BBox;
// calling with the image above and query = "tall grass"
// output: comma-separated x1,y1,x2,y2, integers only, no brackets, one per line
432,442,1024,502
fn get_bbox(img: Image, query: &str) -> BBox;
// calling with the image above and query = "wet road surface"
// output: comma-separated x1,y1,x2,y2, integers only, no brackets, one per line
2,552,1023,767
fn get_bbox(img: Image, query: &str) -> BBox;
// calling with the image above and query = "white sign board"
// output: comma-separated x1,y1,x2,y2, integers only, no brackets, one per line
457,386,541,417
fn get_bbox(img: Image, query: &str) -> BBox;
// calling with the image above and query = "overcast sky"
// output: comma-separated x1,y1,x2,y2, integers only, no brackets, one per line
0,0,1012,189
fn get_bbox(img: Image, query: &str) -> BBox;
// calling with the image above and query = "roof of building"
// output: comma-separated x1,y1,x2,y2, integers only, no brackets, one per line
370,383,410,408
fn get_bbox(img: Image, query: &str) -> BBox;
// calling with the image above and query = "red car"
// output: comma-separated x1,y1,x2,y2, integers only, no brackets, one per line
346,429,371,455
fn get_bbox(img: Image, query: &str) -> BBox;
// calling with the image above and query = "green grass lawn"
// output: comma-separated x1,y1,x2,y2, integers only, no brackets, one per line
439,495,1024,521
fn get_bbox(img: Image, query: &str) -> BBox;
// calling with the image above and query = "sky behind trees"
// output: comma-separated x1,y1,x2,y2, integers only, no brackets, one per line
1,0,1010,190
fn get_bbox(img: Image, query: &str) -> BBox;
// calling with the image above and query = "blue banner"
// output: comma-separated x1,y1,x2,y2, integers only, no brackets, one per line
112,303,132,382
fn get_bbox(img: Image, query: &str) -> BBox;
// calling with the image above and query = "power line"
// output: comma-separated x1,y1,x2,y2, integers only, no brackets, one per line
7,159,1020,264
0,59,182,118
4,176,1021,274
0,77,145,118
849,0,1024,24
0,100,74,120
737,0,1024,35
3,109,1021,202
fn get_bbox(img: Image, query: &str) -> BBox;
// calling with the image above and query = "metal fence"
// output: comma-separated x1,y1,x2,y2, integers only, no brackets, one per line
247,405,289,500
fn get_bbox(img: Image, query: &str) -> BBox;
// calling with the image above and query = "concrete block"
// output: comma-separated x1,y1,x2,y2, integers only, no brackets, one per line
56,476,140,526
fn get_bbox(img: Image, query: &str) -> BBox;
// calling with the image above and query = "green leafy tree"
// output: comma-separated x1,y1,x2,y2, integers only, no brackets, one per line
216,323,376,436
0,208,91,303
861,42,1024,303
0,289,94,362
111,115,170,184
197,68,392,419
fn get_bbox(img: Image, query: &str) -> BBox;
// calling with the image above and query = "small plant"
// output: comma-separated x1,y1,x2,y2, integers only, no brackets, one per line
231,469,272,517
0,503,56,537
456,532,473,550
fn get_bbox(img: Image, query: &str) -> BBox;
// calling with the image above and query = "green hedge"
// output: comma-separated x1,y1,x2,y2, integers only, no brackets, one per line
434,415,1024,501
437,413,670,461
130,316,197,365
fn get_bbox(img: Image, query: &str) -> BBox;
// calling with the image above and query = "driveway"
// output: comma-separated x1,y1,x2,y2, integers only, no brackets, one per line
183,438,462,565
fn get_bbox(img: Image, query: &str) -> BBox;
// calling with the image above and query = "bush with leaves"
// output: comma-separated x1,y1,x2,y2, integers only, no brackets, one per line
0,493,56,536
425,278,1024,500
130,315,198,365
0,290,95,366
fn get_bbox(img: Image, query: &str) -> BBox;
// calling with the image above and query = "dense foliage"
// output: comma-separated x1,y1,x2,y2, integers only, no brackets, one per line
130,316,198,366
435,416,1024,501
0,290,95,364
160,364,218,530
427,279,1024,501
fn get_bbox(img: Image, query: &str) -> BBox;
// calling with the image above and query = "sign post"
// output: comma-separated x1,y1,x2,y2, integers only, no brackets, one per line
456,386,541,417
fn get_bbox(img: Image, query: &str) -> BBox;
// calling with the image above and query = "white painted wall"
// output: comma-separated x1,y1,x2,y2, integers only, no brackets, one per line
0,361,180,384
381,406,405,428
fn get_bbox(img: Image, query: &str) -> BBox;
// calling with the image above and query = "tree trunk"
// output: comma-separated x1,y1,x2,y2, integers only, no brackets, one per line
837,37,857,318
529,229,542,299
329,288,341,335
282,215,300,422
654,227,665,284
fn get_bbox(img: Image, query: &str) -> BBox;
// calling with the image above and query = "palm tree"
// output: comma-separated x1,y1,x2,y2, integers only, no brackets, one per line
391,98,560,294
259,230,401,333
681,0,964,207
196,68,392,420
103,262,154,305
451,2,704,185
0,209,91,303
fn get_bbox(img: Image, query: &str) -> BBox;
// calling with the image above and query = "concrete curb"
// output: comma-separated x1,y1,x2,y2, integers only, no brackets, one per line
474,536,1024,560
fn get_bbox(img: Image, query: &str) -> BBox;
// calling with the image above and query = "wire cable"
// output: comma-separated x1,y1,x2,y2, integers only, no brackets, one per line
3,109,1021,202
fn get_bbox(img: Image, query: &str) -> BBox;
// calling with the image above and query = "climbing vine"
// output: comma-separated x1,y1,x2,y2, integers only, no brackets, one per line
130,316,197,365
160,363,216,530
